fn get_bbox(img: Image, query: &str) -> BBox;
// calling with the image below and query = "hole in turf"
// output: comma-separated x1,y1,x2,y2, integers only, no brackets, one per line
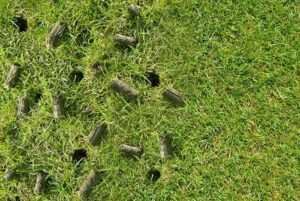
34,92,43,102
69,71,84,83
91,62,101,70
145,71,160,87
72,149,87,163
13,17,28,32
15,196,20,201
146,168,161,182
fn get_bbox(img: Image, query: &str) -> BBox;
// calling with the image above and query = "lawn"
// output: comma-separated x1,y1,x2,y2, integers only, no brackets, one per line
0,0,299,200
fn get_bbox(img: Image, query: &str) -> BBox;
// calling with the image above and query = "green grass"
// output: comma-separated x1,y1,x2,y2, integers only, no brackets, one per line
0,0,299,200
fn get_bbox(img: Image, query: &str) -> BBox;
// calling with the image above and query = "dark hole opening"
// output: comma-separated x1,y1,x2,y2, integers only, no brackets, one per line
72,149,87,163
15,196,20,201
34,92,43,102
69,71,84,83
13,17,28,32
145,71,160,87
91,62,101,70
146,168,161,182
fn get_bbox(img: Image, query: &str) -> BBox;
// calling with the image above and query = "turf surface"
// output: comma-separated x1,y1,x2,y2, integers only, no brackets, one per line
0,0,299,200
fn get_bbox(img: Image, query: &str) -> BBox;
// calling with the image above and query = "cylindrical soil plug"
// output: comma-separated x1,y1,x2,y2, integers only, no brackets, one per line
88,123,108,146
17,95,30,117
53,94,64,119
158,134,172,160
4,64,21,90
162,86,185,105
120,144,143,157
128,4,141,16
46,21,67,48
34,172,46,195
78,170,99,198
111,78,139,101
115,34,137,47
3,169,16,181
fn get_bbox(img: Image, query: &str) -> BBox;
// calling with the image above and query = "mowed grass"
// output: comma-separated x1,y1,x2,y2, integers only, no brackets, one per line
0,0,299,200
